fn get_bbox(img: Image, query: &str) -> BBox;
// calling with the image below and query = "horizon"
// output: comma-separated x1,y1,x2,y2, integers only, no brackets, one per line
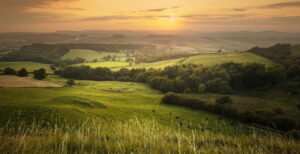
0,0,300,32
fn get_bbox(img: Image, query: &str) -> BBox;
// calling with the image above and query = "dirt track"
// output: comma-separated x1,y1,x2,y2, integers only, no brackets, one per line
0,76,62,88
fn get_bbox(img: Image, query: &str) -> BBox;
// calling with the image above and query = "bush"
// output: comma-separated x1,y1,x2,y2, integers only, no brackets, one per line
3,67,16,75
216,96,233,104
297,104,300,110
285,130,300,140
184,88,191,94
273,108,283,115
33,68,47,80
66,80,75,85
17,68,28,77
198,84,206,93
271,116,296,131
161,92,181,105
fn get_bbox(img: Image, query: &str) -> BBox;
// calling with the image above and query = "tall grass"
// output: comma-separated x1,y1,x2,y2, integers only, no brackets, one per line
0,117,299,154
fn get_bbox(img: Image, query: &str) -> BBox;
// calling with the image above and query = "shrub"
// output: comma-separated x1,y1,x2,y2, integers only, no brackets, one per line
17,68,28,77
161,92,181,105
66,80,75,85
285,130,300,140
273,108,283,115
33,68,47,80
198,84,206,93
3,67,16,75
271,116,296,131
184,88,191,94
296,104,300,110
216,96,233,104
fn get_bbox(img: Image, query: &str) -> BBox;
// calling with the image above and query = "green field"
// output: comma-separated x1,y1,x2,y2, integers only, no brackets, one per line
74,61,130,68
112,58,183,71
0,61,51,73
182,52,276,67
0,76,299,153
61,49,127,62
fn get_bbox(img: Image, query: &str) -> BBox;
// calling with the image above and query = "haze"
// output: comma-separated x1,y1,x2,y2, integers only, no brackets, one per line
0,0,300,32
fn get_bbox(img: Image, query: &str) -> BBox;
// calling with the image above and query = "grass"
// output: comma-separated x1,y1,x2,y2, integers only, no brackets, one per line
61,49,127,62
1,117,299,154
73,61,130,68
0,61,52,73
0,76,299,153
113,58,183,71
182,52,276,67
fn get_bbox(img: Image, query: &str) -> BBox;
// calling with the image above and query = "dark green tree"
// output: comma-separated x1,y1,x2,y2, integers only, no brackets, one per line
17,68,28,77
33,68,47,80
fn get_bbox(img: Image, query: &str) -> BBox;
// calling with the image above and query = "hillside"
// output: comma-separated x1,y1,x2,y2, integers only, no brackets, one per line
248,44,300,66
182,52,276,67
0,43,154,63
0,76,299,153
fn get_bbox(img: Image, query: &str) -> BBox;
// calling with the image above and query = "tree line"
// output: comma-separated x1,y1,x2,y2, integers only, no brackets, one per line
57,62,300,94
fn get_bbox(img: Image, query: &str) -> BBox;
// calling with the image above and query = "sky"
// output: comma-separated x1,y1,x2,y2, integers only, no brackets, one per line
0,0,299,32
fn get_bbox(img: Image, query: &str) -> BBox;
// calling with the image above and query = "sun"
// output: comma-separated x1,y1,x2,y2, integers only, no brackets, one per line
168,16,177,22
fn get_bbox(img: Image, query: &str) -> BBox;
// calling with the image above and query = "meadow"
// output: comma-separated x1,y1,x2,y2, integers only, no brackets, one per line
182,52,276,67
73,61,130,68
0,76,299,153
61,49,127,62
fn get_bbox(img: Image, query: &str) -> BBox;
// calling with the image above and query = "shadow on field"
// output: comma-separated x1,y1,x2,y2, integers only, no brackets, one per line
51,96,107,109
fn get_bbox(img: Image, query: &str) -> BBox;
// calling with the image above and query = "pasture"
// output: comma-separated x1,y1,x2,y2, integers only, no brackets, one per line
0,75,62,87
73,61,130,68
0,76,299,153
182,52,276,67
61,49,127,62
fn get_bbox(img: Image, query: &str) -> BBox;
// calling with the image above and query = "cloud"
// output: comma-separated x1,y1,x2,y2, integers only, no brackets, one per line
130,6,180,13
81,15,169,21
259,1,300,9
231,8,247,12
0,0,80,23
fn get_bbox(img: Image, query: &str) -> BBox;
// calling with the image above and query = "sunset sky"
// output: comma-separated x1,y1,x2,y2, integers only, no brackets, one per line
0,0,299,32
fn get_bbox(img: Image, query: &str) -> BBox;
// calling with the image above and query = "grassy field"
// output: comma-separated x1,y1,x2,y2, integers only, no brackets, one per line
0,76,299,153
73,61,130,68
0,76,62,87
182,52,276,67
61,49,127,62
112,58,183,70
0,61,52,73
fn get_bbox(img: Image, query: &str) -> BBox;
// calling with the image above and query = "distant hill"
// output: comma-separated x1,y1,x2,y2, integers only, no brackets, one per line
0,43,155,64
248,44,300,66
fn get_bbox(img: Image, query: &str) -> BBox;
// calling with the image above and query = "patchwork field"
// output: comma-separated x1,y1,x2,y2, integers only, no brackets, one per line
73,61,130,68
0,62,51,73
61,49,127,62
182,52,276,67
0,76,62,87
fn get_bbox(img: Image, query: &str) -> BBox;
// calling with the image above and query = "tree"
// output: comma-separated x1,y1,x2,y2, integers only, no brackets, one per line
17,68,28,77
33,68,47,80
198,84,206,93
3,67,16,75
287,64,300,79
66,79,75,85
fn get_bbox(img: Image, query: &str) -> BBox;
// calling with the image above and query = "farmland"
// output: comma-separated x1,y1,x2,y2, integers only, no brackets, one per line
182,52,276,67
